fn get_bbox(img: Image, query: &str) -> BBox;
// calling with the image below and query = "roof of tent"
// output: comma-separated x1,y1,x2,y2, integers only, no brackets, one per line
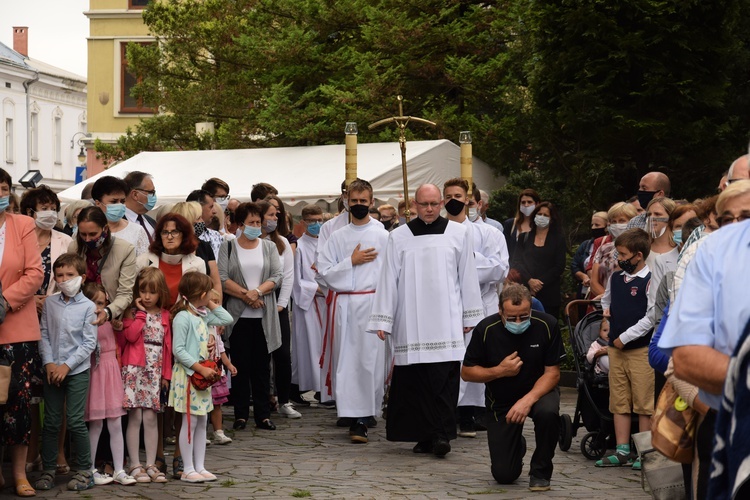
57,139,503,207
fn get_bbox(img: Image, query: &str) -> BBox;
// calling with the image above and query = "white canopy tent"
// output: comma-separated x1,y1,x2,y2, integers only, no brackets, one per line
57,139,503,213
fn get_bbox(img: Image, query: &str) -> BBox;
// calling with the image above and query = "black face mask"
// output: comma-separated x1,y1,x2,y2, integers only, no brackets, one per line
617,257,638,275
382,220,393,230
444,198,466,217
591,227,607,239
637,190,658,210
350,204,370,220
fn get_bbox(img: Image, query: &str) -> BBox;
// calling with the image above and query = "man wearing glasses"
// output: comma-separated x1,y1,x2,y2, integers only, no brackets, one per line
462,283,564,492
123,171,158,242
367,184,483,458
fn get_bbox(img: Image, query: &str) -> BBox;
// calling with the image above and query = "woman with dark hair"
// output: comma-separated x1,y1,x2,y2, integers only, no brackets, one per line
265,195,297,252
510,201,567,320
21,185,73,476
0,168,44,496
70,206,137,325
136,213,206,307
258,201,299,419
21,186,73,311
218,202,283,431
135,212,207,479
502,188,541,259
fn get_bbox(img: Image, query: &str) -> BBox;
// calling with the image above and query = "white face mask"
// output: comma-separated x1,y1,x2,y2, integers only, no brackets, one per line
35,210,58,231
520,205,536,217
161,253,184,265
534,215,551,228
216,197,229,211
468,207,480,222
608,223,628,238
58,276,83,297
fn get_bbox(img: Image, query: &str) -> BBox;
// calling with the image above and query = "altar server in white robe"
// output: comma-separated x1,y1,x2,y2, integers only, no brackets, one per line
317,179,389,444
367,183,484,457
442,179,509,438
290,205,327,403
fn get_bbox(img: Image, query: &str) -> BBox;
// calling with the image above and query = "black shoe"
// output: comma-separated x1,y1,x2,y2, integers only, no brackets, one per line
365,416,378,428
349,422,368,444
289,394,311,407
256,419,276,430
412,441,433,454
319,400,336,410
336,417,354,427
432,438,451,457
529,476,551,492
458,419,476,438
232,418,247,430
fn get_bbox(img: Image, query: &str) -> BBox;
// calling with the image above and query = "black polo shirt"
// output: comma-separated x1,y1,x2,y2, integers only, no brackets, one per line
463,311,565,414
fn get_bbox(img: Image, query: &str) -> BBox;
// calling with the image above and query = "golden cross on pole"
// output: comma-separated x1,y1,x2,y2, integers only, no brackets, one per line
368,95,436,223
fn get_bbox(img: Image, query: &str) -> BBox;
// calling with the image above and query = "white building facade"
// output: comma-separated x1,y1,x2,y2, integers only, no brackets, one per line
0,27,87,193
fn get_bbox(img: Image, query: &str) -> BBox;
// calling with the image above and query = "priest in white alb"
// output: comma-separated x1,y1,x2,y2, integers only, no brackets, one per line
316,179,389,444
442,179,509,438
367,183,484,457
290,204,327,405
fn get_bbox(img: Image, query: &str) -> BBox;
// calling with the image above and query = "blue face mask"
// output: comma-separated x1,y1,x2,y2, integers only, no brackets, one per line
104,203,126,222
143,193,157,211
673,231,682,246
0,196,9,213
243,225,262,240
504,318,531,335
307,222,322,236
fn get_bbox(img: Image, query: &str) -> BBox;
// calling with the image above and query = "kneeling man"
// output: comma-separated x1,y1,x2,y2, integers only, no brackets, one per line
461,283,565,492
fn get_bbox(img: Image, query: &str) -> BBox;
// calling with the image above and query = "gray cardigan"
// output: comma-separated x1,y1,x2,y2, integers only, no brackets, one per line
218,238,283,351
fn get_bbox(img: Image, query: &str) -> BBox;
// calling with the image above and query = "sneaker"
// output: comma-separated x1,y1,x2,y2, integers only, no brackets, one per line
93,470,114,485
350,422,368,444
529,476,551,492
336,417,354,427
458,419,476,438
213,429,233,445
113,470,136,485
289,393,311,407
631,457,642,470
319,400,336,410
279,402,302,419
67,470,95,491
365,416,378,428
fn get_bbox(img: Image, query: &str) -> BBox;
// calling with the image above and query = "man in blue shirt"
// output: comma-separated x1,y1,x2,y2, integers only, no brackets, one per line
659,212,750,499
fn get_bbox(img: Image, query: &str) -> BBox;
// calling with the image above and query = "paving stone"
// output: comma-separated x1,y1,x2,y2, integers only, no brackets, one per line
1,388,652,499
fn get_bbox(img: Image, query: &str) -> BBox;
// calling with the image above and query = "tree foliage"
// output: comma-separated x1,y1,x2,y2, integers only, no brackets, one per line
99,0,750,243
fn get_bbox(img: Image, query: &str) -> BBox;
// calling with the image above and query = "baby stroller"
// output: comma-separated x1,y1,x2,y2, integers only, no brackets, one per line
559,299,615,459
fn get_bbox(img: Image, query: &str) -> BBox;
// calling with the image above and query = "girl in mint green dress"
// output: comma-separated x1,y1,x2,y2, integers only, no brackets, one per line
169,272,232,483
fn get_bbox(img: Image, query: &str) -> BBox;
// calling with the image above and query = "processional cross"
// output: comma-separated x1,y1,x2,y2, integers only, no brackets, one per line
368,96,436,222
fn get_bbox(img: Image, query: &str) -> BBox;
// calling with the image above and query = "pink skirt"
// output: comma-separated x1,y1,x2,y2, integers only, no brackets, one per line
86,351,126,421
212,374,230,405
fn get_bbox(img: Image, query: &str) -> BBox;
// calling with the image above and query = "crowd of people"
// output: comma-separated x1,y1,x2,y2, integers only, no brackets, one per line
0,156,747,497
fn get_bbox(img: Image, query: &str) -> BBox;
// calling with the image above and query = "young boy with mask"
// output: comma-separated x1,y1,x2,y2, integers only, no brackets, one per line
36,253,98,491
316,178,389,444
596,228,653,470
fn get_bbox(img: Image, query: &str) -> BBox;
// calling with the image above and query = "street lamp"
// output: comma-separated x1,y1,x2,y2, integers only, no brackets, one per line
19,169,43,188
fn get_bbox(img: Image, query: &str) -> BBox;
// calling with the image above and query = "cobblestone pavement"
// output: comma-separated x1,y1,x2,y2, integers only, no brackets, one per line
2,388,650,499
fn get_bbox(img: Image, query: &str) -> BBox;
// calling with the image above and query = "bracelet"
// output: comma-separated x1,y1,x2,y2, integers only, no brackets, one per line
104,307,112,321
255,288,263,296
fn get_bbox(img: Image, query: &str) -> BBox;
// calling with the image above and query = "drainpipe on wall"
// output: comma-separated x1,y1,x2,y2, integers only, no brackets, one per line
23,71,39,172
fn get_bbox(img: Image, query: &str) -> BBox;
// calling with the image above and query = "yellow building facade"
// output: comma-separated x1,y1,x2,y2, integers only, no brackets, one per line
85,0,153,175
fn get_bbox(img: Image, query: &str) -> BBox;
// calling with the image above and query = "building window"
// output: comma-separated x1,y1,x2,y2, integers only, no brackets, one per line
129,0,149,8
53,111,62,165
30,110,39,161
120,42,154,114
4,118,13,163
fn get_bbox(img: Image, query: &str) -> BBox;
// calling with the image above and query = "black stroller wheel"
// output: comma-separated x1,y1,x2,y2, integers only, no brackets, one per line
581,431,606,460
558,414,573,451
